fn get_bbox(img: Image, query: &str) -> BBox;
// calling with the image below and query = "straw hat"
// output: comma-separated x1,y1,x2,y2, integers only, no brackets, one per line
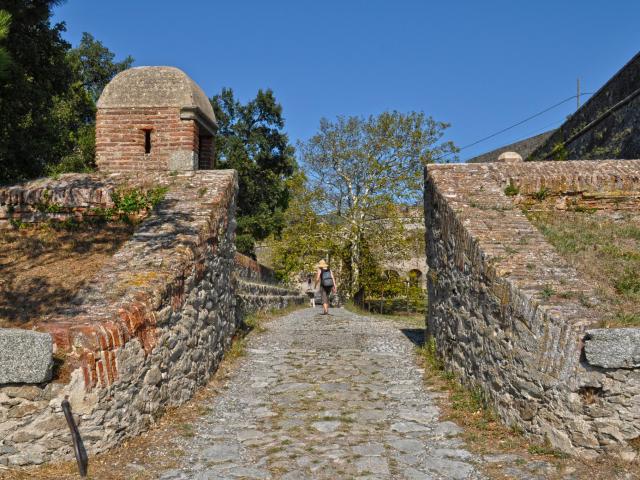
317,259,328,269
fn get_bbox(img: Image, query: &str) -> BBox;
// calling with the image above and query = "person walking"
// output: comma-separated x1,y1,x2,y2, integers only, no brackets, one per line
314,259,336,315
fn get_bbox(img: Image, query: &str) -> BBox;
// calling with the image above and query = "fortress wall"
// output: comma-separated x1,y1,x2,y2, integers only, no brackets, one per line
529,52,640,161
233,252,306,322
0,173,117,229
1,170,238,466
0,170,304,467
424,160,640,460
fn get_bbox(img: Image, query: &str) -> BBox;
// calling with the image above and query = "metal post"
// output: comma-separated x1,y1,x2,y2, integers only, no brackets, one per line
577,77,581,110
62,397,88,477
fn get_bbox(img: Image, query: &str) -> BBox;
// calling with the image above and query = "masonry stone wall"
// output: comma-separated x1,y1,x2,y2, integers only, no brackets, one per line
0,170,306,467
467,130,555,164
529,52,640,161
0,171,240,466
0,174,115,228
424,160,640,460
233,253,306,323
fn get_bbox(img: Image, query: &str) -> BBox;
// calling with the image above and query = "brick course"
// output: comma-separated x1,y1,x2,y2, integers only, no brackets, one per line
96,107,200,172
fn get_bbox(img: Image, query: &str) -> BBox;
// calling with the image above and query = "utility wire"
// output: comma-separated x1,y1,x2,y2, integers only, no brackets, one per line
436,92,594,162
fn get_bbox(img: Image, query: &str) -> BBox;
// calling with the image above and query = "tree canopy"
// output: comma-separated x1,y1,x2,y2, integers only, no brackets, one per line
0,10,10,79
211,88,296,256
0,1,132,184
0,0,72,183
279,111,456,298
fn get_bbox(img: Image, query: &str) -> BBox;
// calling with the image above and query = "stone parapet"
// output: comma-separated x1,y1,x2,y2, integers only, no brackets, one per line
0,173,116,228
0,170,240,466
424,159,640,460
234,252,277,284
0,330,53,384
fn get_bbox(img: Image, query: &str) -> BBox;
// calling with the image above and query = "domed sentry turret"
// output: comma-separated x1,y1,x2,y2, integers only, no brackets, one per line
96,66,217,172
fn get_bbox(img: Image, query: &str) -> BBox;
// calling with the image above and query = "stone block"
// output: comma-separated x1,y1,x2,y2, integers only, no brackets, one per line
168,150,197,171
584,328,640,369
0,329,53,384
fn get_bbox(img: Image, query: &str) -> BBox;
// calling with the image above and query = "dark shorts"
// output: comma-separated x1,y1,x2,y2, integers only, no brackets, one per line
320,286,332,305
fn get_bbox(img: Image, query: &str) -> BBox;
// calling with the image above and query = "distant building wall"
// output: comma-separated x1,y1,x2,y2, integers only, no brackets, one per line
467,130,555,164
529,51,640,161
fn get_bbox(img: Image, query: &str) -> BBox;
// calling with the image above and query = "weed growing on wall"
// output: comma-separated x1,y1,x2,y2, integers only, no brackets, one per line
532,187,550,201
504,183,519,196
111,185,168,223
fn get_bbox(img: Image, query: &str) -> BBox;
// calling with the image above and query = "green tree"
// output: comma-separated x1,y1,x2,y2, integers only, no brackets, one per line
67,32,133,103
0,10,10,79
48,32,133,175
211,88,296,256
0,0,73,183
269,172,339,282
299,111,456,298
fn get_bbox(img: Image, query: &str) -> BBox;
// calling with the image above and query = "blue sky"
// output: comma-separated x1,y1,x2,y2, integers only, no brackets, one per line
53,1,640,162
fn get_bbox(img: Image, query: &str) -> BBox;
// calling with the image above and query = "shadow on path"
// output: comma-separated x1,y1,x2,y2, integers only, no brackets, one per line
401,328,426,347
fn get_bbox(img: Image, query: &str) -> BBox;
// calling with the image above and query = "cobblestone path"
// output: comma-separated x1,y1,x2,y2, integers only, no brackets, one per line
159,307,486,480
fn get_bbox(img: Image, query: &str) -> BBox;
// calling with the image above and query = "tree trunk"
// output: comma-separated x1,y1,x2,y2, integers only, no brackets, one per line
350,232,361,298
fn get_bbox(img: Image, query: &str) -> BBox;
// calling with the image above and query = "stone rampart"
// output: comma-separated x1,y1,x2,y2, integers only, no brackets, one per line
234,252,277,284
0,174,116,228
0,170,240,466
424,159,640,460
233,253,306,321
0,170,305,467
529,52,640,161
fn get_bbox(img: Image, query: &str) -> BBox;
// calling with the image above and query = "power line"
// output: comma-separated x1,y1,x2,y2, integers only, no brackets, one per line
437,92,594,162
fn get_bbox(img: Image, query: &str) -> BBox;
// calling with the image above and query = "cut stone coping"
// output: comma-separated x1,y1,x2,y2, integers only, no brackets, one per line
584,328,640,369
0,329,53,384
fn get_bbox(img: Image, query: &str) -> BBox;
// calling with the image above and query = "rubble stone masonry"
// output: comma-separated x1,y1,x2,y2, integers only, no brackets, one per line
0,170,302,466
424,160,640,460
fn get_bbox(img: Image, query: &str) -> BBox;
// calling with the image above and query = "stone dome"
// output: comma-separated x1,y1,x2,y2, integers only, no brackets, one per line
97,66,216,134
497,151,524,163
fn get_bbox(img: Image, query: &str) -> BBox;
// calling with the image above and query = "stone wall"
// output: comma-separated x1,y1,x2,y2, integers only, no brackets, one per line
233,253,306,321
0,169,306,467
424,159,640,460
467,130,555,164
0,174,116,229
0,170,239,466
529,52,640,161
234,252,277,284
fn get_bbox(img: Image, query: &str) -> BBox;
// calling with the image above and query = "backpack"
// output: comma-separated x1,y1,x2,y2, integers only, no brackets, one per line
321,269,334,288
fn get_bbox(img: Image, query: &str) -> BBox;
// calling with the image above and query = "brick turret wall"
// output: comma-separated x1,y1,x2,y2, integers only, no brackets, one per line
96,107,201,172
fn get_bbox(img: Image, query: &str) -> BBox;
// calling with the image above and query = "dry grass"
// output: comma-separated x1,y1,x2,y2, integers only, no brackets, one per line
0,223,133,328
528,210,640,328
416,339,640,479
